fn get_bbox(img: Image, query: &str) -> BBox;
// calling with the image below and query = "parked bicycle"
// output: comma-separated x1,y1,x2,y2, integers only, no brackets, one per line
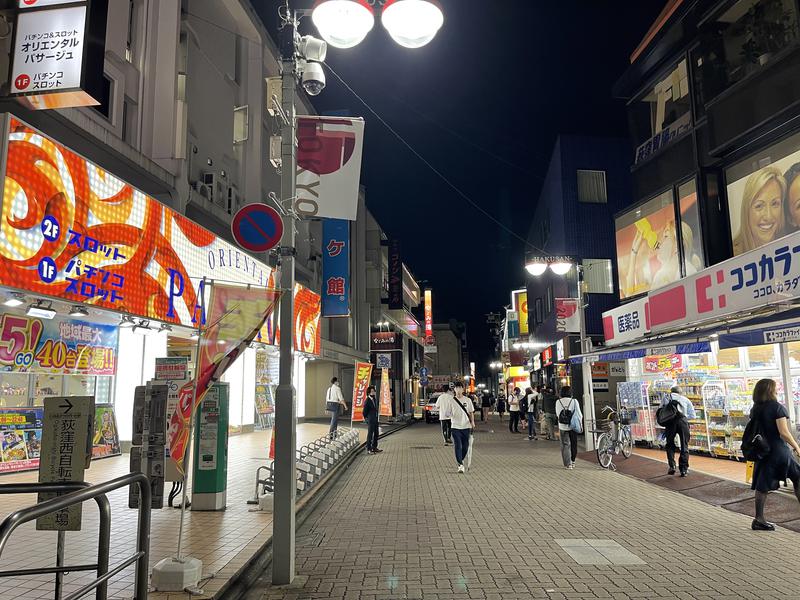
595,405,633,469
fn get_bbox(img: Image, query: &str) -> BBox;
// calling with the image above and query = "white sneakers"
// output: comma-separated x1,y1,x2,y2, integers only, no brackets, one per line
457,465,465,474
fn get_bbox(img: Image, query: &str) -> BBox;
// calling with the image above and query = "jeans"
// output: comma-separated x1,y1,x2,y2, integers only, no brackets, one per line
452,428,470,465
509,411,520,432
560,429,578,466
665,417,690,472
328,409,339,438
527,412,537,437
366,417,379,451
440,419,452,443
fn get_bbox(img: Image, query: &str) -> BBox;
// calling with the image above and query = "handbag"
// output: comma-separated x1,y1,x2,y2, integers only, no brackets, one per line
741,410,771,461
325,387,339,413
569,404,583,434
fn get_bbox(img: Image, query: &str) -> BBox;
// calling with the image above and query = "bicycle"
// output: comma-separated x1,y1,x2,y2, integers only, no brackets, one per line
595,405,633,470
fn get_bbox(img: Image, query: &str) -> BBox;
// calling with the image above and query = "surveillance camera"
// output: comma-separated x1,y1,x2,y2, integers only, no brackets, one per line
298,35,327,63
301,62,326,96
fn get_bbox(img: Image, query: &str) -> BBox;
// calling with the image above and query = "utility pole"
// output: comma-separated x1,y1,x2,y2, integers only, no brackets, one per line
577,264,596,451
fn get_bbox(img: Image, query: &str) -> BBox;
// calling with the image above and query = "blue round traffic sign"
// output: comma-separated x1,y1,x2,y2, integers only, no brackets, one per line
231,204,284,253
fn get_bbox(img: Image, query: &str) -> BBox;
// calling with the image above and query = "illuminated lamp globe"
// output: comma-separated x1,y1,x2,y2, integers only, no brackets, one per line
312,0,375,49
549,262,574,275
381,0,444,48
525,262,547,276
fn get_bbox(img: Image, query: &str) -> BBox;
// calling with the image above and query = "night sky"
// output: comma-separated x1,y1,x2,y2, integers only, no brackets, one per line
261,1,665,377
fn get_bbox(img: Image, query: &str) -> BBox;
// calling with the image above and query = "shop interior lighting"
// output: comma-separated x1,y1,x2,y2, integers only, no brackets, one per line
69,305,89,317
119,315,136,328
381,0,444,48
133,320,155,335
3,293,24,307
26,301,56,320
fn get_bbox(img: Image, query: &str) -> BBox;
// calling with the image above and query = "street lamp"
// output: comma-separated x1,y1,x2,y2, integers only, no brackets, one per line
272,3,442,586
311,0,444,49
524,255,597,451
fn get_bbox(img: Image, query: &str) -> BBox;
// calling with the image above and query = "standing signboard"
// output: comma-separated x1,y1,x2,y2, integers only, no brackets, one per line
322,219,351,317
37,396,93,531
11,0,109,110
154,357,190,481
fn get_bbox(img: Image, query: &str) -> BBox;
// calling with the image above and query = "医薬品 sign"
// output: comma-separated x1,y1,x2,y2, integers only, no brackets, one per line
602,297,650,346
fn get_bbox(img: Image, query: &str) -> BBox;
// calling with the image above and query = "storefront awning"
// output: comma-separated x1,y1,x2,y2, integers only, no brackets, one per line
568,340,711,364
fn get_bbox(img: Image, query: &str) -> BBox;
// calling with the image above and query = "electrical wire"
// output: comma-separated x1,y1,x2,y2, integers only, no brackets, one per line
322,61,545,254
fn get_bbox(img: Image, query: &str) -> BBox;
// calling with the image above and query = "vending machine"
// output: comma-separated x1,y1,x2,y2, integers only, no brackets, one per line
191,383,229,511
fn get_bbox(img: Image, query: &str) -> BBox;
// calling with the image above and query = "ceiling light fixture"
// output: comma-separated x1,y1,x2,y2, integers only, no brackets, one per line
133,320,155,335
3,293,24,307
69,305,89,317
26,301,56,320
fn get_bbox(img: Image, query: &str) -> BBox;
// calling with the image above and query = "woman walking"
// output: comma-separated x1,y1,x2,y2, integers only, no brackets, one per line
508,388,521,433
497,394,506,421
748,378,800,530
556,386,582,469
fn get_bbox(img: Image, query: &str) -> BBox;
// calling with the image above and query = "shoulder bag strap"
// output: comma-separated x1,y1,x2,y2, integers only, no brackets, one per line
452,396,471,418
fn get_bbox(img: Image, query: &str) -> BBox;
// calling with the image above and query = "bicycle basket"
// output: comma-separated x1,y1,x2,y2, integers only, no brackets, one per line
618,408,631,425
594,419,613,432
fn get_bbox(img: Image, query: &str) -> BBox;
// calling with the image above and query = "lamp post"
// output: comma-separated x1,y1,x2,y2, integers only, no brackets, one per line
273,1,443,586
524,256,596,451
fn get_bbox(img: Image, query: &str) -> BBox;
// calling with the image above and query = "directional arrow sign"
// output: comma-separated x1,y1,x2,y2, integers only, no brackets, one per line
59,398,73,413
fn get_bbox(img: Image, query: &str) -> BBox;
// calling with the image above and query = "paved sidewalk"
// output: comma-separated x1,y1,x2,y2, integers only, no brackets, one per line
248,419,800,600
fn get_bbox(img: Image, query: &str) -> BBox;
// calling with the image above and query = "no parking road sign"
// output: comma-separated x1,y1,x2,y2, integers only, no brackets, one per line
231,203,284,253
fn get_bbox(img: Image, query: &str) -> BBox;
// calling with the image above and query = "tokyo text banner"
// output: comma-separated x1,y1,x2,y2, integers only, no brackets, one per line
168,283,281,474
351,362,373,423
379,368,392,417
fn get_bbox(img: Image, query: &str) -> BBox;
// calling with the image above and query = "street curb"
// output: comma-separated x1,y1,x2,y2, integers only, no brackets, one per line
210,421,413,600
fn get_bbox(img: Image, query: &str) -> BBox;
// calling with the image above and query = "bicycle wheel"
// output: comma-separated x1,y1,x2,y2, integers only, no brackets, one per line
596,433,613,469
621,427,633,458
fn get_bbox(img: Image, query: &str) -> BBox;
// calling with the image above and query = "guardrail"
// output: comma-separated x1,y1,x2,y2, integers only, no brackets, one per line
249,429,360,506
0,472,151,600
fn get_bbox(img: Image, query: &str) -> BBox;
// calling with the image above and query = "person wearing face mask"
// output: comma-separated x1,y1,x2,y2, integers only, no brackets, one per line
733,166,786,256
363,385,382,454
449,381,475,474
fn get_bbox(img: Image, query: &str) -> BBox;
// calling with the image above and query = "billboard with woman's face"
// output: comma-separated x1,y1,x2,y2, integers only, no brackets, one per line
727,133,800,257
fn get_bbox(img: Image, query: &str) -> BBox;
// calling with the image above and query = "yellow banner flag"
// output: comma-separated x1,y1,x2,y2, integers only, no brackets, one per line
350,361,373,422
379,368,392,417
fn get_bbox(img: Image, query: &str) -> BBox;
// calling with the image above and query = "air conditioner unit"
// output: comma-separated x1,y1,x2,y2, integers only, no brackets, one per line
266,77,282,116
193,180,213,204
227,186,239,214
269,135,282,169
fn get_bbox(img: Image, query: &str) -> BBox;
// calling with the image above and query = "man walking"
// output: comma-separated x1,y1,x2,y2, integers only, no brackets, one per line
435,384,453,445
449,381,475,473
364,385,382,454
326,377,347,439
543,387,558,440
662,386,695,476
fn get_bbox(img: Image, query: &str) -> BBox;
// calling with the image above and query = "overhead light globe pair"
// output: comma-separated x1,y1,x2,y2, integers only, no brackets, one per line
311,0,444,49
525,259,574,277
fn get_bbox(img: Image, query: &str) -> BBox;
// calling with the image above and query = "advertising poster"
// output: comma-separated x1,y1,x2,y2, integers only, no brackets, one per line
321,219,350,317
256,283,322,356
0,313,117,375
379,368,392,417
0,407,43,473
350,361,373,423
556,299,580,334
644,354,683,373
255,383,274,415
727,135,800,257
616,190,679,299
92,405,120,458
512,290,529,335
155,356,189,480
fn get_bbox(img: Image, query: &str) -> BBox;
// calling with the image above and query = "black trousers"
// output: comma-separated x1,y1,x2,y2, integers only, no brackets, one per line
509,412,520,432
366,417,379,451
440,418,451,442
665,417,690,472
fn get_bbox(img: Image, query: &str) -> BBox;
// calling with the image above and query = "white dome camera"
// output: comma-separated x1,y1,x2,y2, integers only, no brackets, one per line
300,61,326,96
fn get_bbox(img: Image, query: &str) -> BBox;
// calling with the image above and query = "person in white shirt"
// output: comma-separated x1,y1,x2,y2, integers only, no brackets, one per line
326,377,347,439
526,386,540,441
556,385,583,469
508,387,521,433
435,385,454,445
449,382,475,473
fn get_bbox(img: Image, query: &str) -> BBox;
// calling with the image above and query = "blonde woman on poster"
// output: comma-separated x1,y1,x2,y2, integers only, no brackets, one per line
732,166,786,256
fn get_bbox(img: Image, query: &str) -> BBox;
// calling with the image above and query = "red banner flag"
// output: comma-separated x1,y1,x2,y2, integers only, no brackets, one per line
350,361,373,422
168,283,281,474
379,368,392,417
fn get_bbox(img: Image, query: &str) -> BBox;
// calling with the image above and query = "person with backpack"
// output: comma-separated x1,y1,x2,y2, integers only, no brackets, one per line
508,387,522,433
363,386,382,454
449,381,475,474
745,378,800,530
326,377,347,439
658,386,695,476
525,386,539,440
556,386,583,469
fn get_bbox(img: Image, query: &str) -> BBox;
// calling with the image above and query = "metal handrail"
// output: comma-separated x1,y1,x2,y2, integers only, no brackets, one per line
0,472,151,600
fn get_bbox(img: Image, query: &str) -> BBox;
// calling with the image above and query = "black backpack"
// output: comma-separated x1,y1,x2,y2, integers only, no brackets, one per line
519,396,528,414
741,410,771,461
655,398,683,427
557,398,574,425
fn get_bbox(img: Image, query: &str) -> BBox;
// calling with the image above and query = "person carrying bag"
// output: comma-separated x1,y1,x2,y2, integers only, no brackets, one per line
449,382,475,474
556,385,582,470
326,377,347,439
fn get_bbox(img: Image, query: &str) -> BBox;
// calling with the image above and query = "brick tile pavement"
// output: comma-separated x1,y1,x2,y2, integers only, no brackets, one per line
248,420,800,600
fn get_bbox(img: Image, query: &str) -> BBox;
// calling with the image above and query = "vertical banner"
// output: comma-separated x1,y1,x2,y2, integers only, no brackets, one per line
168,283,282,474
512,290,529,335
379,368,392,417
556,298,581,334
295,116,365,221
350,361,374,423
322,219,351,317
388,238,403,310
424,289,433,342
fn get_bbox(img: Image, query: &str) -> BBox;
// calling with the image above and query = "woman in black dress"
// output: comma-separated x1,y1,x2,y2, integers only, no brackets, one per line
750,378,800,530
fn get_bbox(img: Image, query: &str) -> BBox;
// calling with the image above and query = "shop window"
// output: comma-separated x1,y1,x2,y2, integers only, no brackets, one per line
693,0,799,110
0,373,29,408
677,179,706,274
577,170,607,204
687,353,713,368
629,59,691,155
583,259,614,294
746,344,779,369
789,341,800,368
717,347,743,371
